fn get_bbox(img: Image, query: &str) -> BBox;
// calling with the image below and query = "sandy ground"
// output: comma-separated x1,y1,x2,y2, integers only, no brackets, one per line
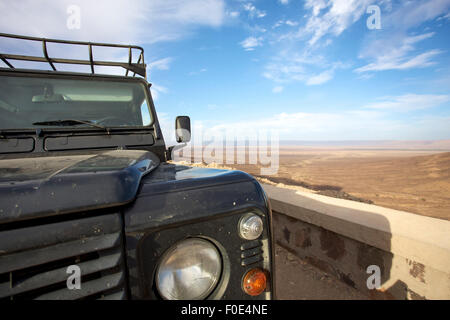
274,245,368,300
244,149,450,220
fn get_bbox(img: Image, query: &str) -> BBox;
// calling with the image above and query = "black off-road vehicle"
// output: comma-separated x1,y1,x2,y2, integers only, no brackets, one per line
0,34,274,300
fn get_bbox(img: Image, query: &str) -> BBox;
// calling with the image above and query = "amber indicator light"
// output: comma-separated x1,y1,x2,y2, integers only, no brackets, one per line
242,268,267,296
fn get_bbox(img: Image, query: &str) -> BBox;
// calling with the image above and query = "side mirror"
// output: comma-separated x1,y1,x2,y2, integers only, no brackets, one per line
175,116,191,143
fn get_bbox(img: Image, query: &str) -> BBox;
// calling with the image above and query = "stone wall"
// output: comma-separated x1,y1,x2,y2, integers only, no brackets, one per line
263,184,450,300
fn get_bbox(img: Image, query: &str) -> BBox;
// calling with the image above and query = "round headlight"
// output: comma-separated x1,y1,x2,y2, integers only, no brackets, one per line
239,213,264,240
156,238,222,300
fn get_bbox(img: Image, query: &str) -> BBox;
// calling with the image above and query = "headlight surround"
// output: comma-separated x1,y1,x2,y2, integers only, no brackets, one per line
155,238,222,300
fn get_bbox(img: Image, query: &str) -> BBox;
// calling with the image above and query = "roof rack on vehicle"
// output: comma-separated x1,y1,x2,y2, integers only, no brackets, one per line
0,33,147,78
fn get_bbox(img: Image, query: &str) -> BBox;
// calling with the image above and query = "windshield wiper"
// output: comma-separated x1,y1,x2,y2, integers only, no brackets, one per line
32,119,106,129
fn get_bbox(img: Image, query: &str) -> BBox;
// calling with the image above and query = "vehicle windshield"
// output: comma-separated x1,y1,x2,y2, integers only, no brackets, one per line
0,74,153,130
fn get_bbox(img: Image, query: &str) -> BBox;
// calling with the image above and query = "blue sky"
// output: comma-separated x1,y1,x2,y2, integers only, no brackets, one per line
1,0,449,142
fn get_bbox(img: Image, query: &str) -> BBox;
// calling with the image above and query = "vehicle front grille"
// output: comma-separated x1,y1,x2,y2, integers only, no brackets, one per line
0,213,126,300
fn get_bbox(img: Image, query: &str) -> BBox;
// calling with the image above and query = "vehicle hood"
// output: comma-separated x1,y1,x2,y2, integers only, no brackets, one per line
0,150,160,224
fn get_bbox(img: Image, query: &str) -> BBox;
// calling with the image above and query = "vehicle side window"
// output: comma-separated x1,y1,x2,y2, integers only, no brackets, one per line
140,101,151,126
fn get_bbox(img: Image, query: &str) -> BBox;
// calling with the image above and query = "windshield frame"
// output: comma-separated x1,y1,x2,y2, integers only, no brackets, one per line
0,68,157,132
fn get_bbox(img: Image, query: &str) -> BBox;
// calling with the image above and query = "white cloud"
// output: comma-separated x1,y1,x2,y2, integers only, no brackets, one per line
150,84,168,101
357,73,375,80
243,3,266,19
272,86,284,93
148,57,173,70
279,0,289,5
304,0,328,16
276,0,449,80
437,12,450,20
0,0,225,76
263,51,325,82
363,94,450,111
355,32,441,73
353,1,450,73
263,63,304,82
273,20,283,28
263,51,345,86
301,0,376,45
202,108,450,140
188,68,207,75
356,50,441,72
352,1,450,73
248,25,267,33
385,0,450,30
285,20,299,27
0,0,226,44
274,19,299,28
297,0,445,46
306,69,334,85
240,36,263,51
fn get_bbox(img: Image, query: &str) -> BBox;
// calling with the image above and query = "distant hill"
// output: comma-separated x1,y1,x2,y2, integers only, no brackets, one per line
279,140,450,150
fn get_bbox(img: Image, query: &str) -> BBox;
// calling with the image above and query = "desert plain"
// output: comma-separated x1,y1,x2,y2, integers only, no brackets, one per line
184,140,450,220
